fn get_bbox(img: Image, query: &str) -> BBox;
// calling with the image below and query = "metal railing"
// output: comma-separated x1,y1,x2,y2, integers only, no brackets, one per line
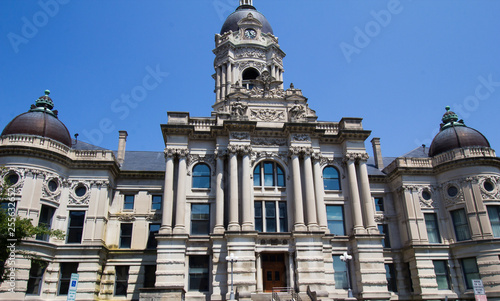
272,287,301,301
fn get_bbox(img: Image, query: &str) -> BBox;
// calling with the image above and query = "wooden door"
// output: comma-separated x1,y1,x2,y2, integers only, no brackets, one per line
262,253,286,292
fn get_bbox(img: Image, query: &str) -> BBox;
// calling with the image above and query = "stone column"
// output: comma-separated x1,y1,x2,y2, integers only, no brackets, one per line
256,252,263,293
313,154,328,231
303,151,319,231
226,62,232,95
228,146,240,231
288,252,295,290
279,68,284,89
173,150,187,234
221,64,227,98
214,150,226,234
241,147,253,231
345,154,365,234
160,150,175,234
216,67,221,101
290,148,306,231
271,65,276,78
358,155,378,233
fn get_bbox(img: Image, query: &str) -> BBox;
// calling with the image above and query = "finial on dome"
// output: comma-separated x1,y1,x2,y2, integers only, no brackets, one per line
29,89,57,117
441,106,463,130
45,89,50,96
240,0,253,6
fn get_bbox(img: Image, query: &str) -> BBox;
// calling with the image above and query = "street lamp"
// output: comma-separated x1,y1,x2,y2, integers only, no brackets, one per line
340,252,353,298
226,253,238,300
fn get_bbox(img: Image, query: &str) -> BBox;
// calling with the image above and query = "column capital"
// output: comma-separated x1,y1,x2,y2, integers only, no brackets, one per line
164,148,189,158
288,146,314,158
215,148,228,158
343,152,369,163
227,144,252,155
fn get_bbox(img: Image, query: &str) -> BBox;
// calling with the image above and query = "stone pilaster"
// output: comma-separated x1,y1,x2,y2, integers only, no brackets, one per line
345,154,365,234
290,147,306,231
173,149,188,234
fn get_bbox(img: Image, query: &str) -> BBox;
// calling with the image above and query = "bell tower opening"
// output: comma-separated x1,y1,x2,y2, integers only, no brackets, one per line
242,67,259,90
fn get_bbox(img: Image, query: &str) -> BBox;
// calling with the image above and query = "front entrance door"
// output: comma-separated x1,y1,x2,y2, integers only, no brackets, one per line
262,253,286,292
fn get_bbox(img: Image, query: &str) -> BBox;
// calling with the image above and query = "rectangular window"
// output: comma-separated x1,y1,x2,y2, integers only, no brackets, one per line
461,257,480,289
191,204,210,235
255,201,263,232
378,224,391,248
189,255,209,292
404,262,414,292
124,195,135,210
424,213,442,243
120,223,133,248
151,195,162,211
433,260,451,290
279,201,288,232
36,205,55,241
114,266,130,296
253,164,261,186
332,256,348,289
451,209,471,241
143,265,156,288
58,262,78,295
147,223,161,249
326,205,345,236
26,261,46,295
265,201,277,232
385,263,398,292
67,211,85,243
264,162,274,186
487,205,500,237
374,197,384,212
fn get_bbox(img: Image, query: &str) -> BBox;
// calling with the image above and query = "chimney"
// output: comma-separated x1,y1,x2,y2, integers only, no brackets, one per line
371,137,384,170
117,131,128,165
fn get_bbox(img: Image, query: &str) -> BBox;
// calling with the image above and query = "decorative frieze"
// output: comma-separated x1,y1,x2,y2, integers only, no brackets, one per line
251,137,287,146
230,132,250,140
235,47,266,59
291,134,310,142
249,108,285,121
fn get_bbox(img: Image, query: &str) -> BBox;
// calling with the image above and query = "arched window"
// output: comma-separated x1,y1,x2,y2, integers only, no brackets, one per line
192,163,211,189
253,161,285,187
242,68,259,90
323,166,340,190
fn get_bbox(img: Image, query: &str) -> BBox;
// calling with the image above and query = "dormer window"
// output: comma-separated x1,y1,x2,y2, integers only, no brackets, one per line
242,67,259,90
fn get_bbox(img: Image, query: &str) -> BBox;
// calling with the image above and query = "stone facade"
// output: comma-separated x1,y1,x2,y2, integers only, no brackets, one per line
1,1,500,301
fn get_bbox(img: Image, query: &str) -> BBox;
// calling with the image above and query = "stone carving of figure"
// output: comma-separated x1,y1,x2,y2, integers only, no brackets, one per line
289,102,306,119
232,101,248,116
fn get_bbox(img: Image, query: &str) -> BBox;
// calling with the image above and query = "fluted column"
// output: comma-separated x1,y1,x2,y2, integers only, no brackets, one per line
290,148,306,231
241,146,253,231
216,67,221,101
160,151,175,234
214,150,226,234
173,150,188,234
221,64,227,98
303,151,319,231
345,154,365,234
313,154,328,231
228,146,240,231
358,155,378,233
256,253,263,293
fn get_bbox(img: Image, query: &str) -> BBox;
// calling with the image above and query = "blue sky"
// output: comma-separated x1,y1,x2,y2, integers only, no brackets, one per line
1,0,499,158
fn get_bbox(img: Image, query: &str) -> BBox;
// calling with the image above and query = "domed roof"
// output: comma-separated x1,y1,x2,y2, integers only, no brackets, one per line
1,90,72,147
428,106,490,157
220,4,273,35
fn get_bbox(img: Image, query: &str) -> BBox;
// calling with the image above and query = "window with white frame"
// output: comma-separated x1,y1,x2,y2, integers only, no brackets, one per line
253,161,285,187
254,201,287,232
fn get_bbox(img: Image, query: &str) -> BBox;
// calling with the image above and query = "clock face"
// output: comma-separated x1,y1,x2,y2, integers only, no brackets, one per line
244,28,257,39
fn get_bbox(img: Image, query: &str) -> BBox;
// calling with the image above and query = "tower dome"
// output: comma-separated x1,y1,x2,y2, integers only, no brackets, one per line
428,106,490,157
1,90,72,147
220,0,273,35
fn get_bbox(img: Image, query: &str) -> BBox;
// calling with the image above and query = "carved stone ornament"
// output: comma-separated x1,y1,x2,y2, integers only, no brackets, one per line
288,103,306,120
230,132,250,140
343,152,369,162
231,101,248,117
291,134,310,142
146,214,161,222
374,215,386,223
164,148,189,158
478,175,500,200
235,47,266,59
118,214,136,222
68,181,91,205
238,61,266,73
251,151,289,166
288,146,314,157
227,144,252,155
187,154,216,168
1,167,26,195
251,137,287,146
440,181,464,207
42,175,63,201
250,109,285,122
417,186,436,208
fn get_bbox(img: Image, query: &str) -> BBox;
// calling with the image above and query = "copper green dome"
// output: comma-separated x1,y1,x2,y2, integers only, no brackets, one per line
1,90,72,147
428,106,490,157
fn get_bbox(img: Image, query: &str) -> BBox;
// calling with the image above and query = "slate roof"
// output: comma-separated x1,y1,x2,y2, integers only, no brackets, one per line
119,151,165,172
71,139,109,151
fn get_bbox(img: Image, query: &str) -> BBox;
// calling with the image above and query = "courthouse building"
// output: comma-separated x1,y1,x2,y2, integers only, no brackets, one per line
1,1,500,300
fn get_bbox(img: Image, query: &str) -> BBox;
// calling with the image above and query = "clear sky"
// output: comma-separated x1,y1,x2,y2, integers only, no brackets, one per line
1,0,499,158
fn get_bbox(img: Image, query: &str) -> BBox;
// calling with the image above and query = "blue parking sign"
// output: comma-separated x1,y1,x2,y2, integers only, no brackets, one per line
67,273,79,301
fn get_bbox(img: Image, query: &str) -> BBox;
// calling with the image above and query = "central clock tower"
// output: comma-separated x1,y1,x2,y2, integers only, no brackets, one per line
213,0,286,103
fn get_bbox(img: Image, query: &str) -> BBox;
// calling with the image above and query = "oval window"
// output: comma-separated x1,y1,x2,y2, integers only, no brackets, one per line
422,190,432,200
447,186,458,197
6,173,19,185
48,179,59,192
75,185,87,197
484,180,495,192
